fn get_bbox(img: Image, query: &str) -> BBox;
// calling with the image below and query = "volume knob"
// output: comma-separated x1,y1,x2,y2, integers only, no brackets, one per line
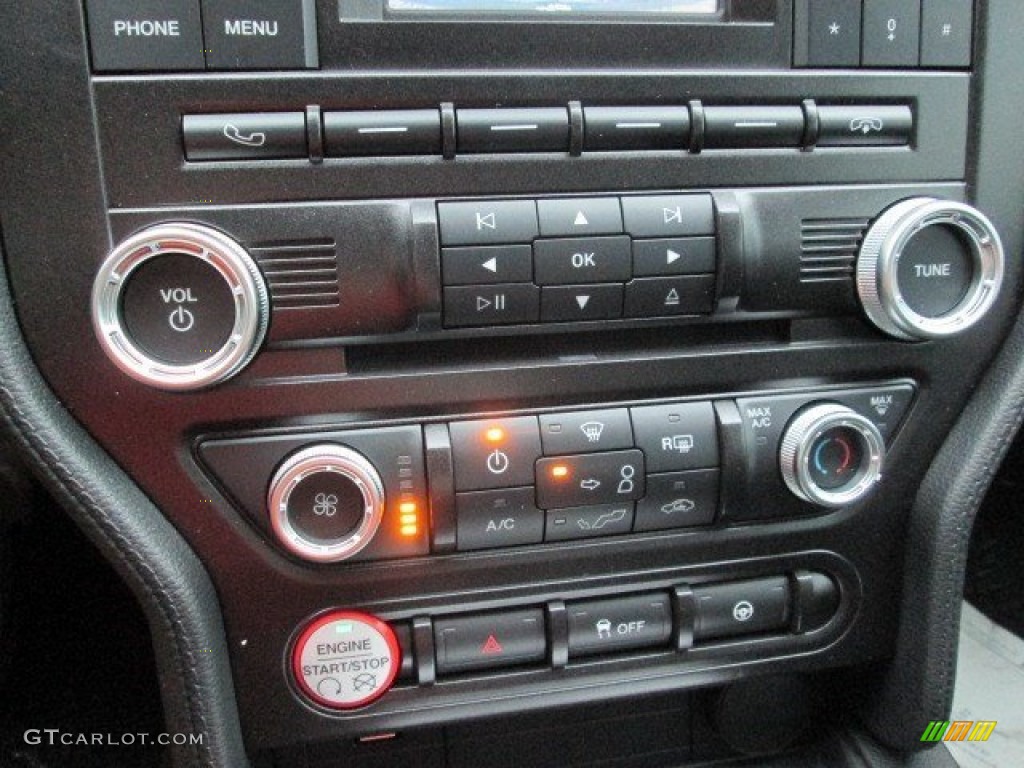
856,198,1004,340
92,222,269,390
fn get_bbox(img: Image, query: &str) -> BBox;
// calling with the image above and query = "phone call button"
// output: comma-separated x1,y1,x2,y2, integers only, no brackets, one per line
183,112,307,161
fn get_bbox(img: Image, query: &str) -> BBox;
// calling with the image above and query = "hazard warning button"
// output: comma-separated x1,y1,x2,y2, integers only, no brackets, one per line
292,611,401,710
434,609,547,675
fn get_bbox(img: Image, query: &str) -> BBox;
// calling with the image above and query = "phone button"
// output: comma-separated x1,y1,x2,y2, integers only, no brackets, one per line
182,112,307,161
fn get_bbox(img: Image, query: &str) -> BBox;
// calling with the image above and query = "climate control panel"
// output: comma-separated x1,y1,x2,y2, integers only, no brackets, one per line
198,382,914,565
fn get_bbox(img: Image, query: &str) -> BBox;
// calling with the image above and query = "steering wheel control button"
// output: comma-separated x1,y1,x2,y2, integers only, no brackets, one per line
633,469,720,532
536,450,645,510
268,445,386,563
434,609,546,675
438,200,539,246
567,593,672,658
630,402,719,473
86,0,205,72
292,611,400,711
201,0,319,71
456,487,544,551
92,222,269,391
621,194,715,238
183,112,307,161
857,198,1004,340
449,417,541,491
545,503,634,542
817,105,913,147
693,577,790,642
539,408,633,456
779,403,886,509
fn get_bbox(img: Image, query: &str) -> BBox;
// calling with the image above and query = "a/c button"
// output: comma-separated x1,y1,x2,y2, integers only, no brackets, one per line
456,487,544,551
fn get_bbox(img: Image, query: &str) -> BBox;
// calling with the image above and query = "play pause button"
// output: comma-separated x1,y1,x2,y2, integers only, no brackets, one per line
444,283,540,327
541,284,624,322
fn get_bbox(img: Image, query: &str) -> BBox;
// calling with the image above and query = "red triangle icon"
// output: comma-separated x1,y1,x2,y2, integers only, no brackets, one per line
480,634,504,655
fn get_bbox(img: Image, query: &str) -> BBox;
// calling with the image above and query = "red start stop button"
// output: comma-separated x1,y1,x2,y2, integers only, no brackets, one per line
291,611,401,710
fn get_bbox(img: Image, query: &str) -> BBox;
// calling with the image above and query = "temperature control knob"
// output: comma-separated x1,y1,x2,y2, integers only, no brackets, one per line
857,198,1004,340
92,222,269,390
779,404,885,509
267,445,386,563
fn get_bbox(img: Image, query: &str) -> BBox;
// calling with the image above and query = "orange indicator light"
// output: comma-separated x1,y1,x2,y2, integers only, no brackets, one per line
485,426,506,444
551,464,570,479
398,501,419,537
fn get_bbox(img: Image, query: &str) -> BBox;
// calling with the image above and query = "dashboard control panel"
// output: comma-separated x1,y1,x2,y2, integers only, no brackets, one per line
5,0,1013,759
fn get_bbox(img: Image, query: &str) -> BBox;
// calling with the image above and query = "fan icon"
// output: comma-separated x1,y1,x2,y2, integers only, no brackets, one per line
313,493,339,517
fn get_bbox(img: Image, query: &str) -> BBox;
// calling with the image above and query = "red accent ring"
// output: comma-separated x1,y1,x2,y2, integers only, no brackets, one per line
291,610,401,710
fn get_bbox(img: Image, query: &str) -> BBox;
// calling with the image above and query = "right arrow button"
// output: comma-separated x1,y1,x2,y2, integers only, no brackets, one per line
633,237,717,276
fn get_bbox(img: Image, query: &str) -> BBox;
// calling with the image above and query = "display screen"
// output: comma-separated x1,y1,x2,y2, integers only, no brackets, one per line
387,0,720,16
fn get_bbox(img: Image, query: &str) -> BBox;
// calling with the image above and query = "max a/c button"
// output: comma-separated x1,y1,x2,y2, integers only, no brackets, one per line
434,609,547,674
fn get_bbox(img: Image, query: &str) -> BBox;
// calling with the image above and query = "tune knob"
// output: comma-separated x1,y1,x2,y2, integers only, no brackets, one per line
267,445,386,563
857,198,1004,340
92,222,269,390
779,404,885,509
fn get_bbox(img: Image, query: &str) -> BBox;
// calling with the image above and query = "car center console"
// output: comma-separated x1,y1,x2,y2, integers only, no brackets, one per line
3,1,1024,765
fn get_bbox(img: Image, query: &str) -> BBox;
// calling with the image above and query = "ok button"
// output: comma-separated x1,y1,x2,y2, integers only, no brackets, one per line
534,236,632,285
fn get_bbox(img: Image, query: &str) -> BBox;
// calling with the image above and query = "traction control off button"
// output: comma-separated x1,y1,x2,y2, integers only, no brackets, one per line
292,611,400,710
